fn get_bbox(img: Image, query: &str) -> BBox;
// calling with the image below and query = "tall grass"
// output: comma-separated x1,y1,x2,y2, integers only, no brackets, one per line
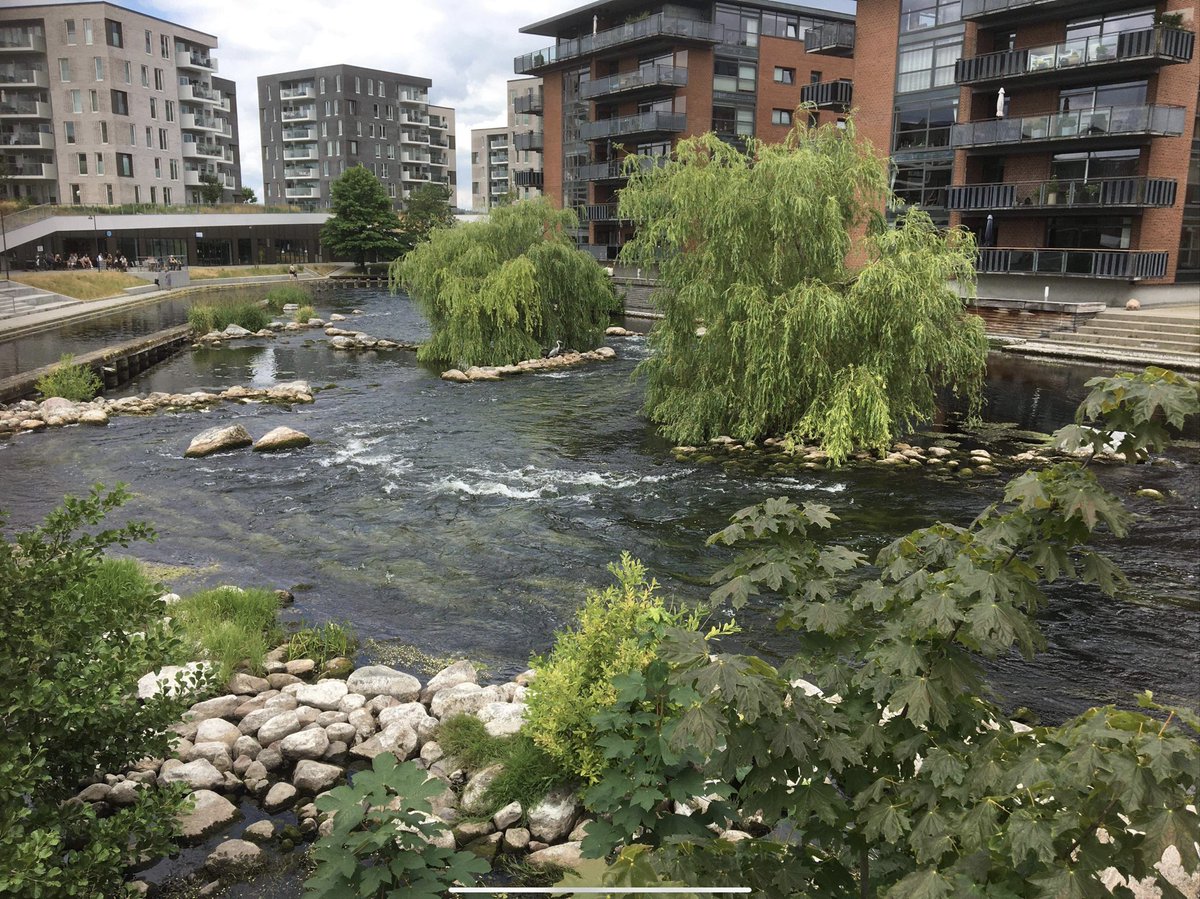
287,621,356,669
169,587,281,680
35,354,102,401
11,271,146,301
265,284,311,313
187,300,270,334
293,305,316,323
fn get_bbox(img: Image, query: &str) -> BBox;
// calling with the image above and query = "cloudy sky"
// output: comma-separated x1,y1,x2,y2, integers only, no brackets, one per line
83,0,852,208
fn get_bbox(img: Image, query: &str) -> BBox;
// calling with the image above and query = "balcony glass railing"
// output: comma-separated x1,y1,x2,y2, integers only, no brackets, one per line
0,97,49,115
513,92,545,114
514,132,543,151
962,0,1088,20
0,65,46,84
951,104,1186,149
948,176,1178,211
515,14,724,74
955,26,1195,84
283,146,318,159
579,111,686,141
280,86,315,100
0,30,46,51
281,107,316,121
576,155,671,181
283,127,317,140
804,22,855,54
580,65,689,101
975,247,1168,279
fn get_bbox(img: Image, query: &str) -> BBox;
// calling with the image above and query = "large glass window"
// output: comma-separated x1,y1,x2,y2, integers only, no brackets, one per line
1050,149,1140,181
892,99,957,150
900,0,961,34
897,37,961,93
714,58,756,93
892,160,952,211
1046,216,1132,249
716,4,759,47
1060,81,1148,111
712,105,754,136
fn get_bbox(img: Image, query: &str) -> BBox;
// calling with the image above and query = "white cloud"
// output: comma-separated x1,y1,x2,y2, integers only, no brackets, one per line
123,0,566,208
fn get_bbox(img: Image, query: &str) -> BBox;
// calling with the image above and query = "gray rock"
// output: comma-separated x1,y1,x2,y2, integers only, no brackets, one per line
292,760,344,794
79,783,111,803
159,759,224,791
324,740,348,762
346,665,421,701
243,760,268,783
378,702,434,733
187,694,242,722
349,722,417,762
528,789,580,844
195,718,242,748
254,426,312,453
461,764,505,815
325,722,357,745
478,701,526,738
280,728,330,761
239,708,276,736
420,741,444,765
417,717,439,746
242,820,275,843
493,801,522,831
421,660,478,702
503,827,531,853
268,672,303,689
183,742,232,772
222,324,252,338
285,659,316,678
315,710,348,727
348,708,377,740
227,673,271,695
293,706,321,726
205,839,263,876
263,782,299,812
179,790,239,841
256,747,284,772
232,755,254,777
430,683,493,720
526,841,584,870
286,680,348,711
263,693,299,712
232,735,261,759
338,692,367,713
367,695,398,715
233,695,270,718
453,820,493,847
185,425,253,458
257,711,304,746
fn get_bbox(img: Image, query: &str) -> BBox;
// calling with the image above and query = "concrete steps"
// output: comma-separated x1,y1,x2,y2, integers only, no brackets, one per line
0,282,77,321
1005,305,1200,371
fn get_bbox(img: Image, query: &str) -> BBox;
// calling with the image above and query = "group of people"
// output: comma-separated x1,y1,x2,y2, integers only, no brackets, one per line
146,255,183,272
34,252,131,272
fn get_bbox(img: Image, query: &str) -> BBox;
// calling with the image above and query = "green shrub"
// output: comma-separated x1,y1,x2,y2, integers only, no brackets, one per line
523,554,691,783
169,586,281,680
287,620,356,670
306,753,489,898
187,300,269,334
35,354,102,402
265,284,309,313
293,304,316,323
0,486,205,897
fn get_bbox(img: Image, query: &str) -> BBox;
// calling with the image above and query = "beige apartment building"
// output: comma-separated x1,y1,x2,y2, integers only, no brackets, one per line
470,78,545,211
0,2,242,208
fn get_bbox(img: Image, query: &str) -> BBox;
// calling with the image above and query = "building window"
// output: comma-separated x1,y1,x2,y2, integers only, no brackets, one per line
160,34,170,57
896,37,961,93
165,100,174,121
123,60,131,83
774,66,795,84
145,126,152,147
99,121,107,143
149,97,157,118
335,74,342,92
762,11,802,39
89,89,99,112
354,76,361,94
154,68,163,90
892,99,957,151
772,109,793,125
94,57,104,80
163,187,172,204
128,123,135,144
716,3,759,48
70,89,82,114
105,19,122,48
116,153,133,177
65,19,76,44
59,58,71,82
713,105,754,136
900,0,962,34
319,76,326,94
145,29,152,53
150,185,157,204
159,128,168,150
170,159,179,180
141,65,149,87
111,89,129,115
349,140,359,155
71,184,81,204
83,18,94,45
134,186,140,203
77,153,88,175
106,184,114,203
891,159,952,214
346,99,357,115
714,59,757,93
95,152,104,175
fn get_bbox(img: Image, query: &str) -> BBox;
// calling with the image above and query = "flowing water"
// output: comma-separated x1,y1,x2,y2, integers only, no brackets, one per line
1,287,1197,727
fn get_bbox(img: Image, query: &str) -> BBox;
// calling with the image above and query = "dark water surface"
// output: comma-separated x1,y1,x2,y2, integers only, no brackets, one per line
1,288,1196,725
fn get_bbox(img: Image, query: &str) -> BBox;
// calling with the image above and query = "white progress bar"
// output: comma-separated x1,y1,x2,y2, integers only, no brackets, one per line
450,889,751,894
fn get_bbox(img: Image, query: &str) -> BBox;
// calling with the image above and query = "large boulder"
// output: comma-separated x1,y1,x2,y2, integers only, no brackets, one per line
421,660,477,702
526,841,584,870
346,666,421,702
178,790,239,841
262,781,299,812
349,722,417,762
477,702,526,738
194,718,242,749
185,425,253,458
528,789,580,844
292,759,344,794
254,427,312,453
461,764,505,815
227,673,270,695
159,759,224,792
186,694,241,722
285,680,348,711
222,324,252,338
431,683,496,720
205,839,263,877
280,728,330,761
257,710,304,745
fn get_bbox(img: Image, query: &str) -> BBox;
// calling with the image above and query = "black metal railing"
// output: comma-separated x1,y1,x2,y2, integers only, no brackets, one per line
948,176,1177,211
976,247,1169,279
583,203,625,222
515,14,723,74
951,104,1186,149
579,111,686,141
800,79,853,108
514,170,544,187
580,65,689,101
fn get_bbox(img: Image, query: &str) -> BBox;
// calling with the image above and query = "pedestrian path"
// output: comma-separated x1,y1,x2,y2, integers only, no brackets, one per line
0,281,77,321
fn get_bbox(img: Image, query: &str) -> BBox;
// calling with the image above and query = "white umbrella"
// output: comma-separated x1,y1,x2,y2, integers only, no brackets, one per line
996,87,1007,118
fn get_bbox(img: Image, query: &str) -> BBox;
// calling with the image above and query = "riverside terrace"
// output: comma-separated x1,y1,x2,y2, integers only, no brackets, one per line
0,205,331,269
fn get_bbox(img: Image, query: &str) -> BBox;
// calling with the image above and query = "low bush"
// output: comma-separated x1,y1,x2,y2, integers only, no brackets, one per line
265,284,310,313
168,586,281,680
523,554,692,783
35,353,102,401
187,300,269,334
293,304,316,323
287,621,356,670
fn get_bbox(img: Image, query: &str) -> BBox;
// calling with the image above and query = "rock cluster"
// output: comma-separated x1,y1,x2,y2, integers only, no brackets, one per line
324,328,414,351
442,347,617,384
0,382,314,441
80,656,592,892
185,422,312,457
604,326,636,337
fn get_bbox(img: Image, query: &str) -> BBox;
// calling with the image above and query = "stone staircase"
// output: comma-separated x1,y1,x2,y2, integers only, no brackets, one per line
1005,307,1200,371
0,281,78,321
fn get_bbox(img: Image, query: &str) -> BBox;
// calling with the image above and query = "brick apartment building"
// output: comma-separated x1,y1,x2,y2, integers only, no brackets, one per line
520,0,1198,287
258,65,456,213
0,2,242,207
515,0,855,261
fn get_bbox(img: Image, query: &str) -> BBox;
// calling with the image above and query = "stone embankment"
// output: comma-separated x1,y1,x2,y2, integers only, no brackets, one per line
441,347,617,384
89,654,594,894
0,381,314,441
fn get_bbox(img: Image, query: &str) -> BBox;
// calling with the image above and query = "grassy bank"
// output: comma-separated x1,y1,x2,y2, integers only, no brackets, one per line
190,264,339,280
188,296,271,333
11,271,147,301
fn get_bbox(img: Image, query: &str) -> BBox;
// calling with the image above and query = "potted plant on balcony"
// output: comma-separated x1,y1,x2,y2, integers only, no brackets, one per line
1156,12,1184,29
1044,178,1061,205
1082,182,1101,204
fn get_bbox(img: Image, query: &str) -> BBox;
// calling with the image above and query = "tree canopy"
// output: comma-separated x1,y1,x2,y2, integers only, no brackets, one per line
396,182,454,252
321,166,402,267
197,172,224,205
618,119,988,463
391,198,618,368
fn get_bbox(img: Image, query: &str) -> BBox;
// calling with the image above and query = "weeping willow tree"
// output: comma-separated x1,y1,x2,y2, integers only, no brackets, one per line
390,199,618,368
619,118,988,463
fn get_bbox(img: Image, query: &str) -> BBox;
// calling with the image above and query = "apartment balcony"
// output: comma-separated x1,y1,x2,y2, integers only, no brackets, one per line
576,154,670,182
515,14,724,75
397,89,428,105
183,167,218,187
489,152,509,165
223,173,237,189
400,112,429,126
951,104,1186,153
0,66,48,88
279,86,315,101
955,26,1195,88
285,185,320,200
281,106,317,122
514,131,543,151
961,0,1137,27
580,65,688,102
1,129,54,149
283,145,318,160
0,32,47,53
400,130,430,145
513,92,544,115
580,110,686,142
402,168,431,182
800,79,853,110
430,135,450,148
584,203,626,222
804,22,855,57
0,97,51,118
5,161,56,178
284,164,319,179
283,126,317,141
949,176,1178,213
178,82,219,105
514,170,544,188
181,112,226,134
429,116,449,130
976,246,1168,279
182,140,224,159
176,47,217,73
402,151,431,163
